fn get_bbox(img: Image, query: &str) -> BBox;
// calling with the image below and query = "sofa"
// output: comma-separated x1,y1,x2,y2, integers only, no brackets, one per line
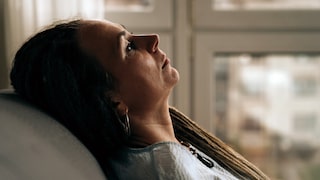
0,89,106,180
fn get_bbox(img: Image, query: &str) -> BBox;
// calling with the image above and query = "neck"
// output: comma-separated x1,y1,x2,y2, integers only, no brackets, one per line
127,103,178,147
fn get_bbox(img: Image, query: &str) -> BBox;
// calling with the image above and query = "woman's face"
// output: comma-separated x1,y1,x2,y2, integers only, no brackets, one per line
78,20,179,111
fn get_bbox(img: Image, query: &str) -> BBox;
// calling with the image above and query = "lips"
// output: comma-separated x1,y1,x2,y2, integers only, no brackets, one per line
162,58,170,69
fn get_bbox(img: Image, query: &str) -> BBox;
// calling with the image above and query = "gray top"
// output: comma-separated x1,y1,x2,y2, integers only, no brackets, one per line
108,141,239,180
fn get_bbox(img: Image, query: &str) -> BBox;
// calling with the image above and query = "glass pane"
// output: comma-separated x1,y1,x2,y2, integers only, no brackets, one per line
105,0,154,12
213,0,320,10
213,53,320,179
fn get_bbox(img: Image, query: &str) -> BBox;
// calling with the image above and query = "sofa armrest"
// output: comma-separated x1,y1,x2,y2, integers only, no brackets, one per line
0,89,106,180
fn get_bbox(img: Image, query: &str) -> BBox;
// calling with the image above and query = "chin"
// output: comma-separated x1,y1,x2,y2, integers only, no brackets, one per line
170,68,180,85
163,67,180,88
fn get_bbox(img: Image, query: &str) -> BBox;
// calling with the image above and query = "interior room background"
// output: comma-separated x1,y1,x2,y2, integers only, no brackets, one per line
1,0,320,179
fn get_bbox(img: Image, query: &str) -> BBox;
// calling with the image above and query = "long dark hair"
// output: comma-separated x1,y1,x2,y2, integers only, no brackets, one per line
10,20,125,176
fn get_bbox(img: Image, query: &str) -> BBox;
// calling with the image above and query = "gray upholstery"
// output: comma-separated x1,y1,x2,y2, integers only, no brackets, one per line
0,89,106,180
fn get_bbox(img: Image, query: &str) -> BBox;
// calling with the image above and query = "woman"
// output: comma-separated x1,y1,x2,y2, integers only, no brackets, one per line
10,19,268,179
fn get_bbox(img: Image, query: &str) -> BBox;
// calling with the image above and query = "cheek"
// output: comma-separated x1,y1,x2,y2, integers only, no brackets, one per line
126,56,158,80
119,67,159,96
117,74,157,107
115,54,161,92
124,67,157,89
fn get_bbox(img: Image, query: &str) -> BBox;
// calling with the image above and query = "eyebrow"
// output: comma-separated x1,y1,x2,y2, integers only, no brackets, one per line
117,30,126,52
116,24,130,54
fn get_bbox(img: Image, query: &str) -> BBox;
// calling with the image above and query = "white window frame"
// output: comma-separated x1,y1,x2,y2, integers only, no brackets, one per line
193,32,320,133
104,0,172,30
193,0,320,30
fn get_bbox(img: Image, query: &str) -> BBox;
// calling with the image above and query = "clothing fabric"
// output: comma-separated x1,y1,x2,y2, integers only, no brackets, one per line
108,141,239,180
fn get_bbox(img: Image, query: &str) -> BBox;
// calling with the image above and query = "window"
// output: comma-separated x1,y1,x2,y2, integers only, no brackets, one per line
213,0,320,10
104,0,172,29
293,76,318,96
193,30,320,178
293,113,317,132
105,0,154,12
211,53,320,179
193,0,320,29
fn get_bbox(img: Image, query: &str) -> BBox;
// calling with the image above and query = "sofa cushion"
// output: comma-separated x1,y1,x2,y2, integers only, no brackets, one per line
0,89,106,180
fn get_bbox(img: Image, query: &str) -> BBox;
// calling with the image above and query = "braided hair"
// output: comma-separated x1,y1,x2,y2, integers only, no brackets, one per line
10,20,125,176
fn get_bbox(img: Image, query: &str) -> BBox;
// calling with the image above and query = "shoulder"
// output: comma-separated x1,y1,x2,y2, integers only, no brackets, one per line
109,141,230,180
108,142,201,179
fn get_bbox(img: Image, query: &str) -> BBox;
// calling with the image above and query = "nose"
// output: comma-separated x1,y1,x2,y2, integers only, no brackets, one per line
135,34,159,53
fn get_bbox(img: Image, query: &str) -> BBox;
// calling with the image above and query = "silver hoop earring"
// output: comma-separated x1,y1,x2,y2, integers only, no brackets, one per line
116,112,131,138
122,113,131,137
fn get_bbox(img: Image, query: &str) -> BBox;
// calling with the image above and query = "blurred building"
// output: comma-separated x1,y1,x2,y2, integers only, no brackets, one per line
214,54,320,178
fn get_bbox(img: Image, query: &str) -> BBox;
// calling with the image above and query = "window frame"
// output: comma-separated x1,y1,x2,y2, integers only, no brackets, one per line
104,0,172,30
193,32,320,133
193,0,320,30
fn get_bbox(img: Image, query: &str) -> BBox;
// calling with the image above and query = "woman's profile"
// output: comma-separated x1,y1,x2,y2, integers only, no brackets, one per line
10,19,269,179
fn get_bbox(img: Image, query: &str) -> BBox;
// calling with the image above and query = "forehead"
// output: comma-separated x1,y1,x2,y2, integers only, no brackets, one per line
77,20,124,64
80,20,123,35
78,19,123,47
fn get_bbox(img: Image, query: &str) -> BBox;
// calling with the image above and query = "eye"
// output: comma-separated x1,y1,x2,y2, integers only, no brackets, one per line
126,41,136,53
